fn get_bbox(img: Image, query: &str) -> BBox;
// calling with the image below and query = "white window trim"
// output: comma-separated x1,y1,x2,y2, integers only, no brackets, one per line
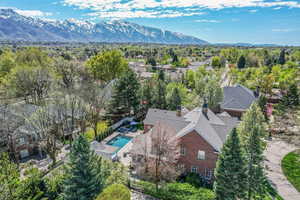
197,150,205,160
18,137,26,145
191,166,198,173
180,146,186,156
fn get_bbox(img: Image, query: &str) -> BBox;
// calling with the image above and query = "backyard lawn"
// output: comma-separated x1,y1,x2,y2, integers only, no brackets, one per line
281,150,300,192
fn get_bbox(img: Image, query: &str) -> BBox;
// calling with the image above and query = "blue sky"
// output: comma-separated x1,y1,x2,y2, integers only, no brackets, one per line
1,0,300,45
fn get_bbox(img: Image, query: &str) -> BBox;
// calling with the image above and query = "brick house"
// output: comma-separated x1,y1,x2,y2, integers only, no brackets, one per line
140,105,238,181
0,103,40,160
220,84,258,118
0,102,82,161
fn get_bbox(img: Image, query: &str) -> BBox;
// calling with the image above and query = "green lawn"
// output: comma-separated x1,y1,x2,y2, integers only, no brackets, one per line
281,150,300,192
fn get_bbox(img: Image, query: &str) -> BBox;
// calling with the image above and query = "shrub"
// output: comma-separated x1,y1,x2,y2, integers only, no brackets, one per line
184,173,205,188
85,121,109,142
133,181,215,200
96,184,131,200
164,183,215,200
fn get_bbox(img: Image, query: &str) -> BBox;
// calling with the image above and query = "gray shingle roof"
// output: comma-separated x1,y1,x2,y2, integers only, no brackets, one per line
144,108,239,152
221,84,257,111
143,109,189,132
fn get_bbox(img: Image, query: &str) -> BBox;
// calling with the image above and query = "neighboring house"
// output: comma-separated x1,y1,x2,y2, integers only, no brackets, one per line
0,102,84,160
139,105,238,181
0,103,39,160
220,84,258,118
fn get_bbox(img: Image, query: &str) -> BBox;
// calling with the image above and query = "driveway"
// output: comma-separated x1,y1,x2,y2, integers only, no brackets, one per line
264,139,300,200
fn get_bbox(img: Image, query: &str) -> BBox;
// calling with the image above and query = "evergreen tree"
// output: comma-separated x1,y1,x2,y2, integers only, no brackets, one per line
237,55,246,69
141,80,153,108
168,87,181,111
106,69,140,122
153,80,167,109
238,103,267,199
0,153,20,200
61,135,103,200
245,126,266,200
172,54,179,63
214,128,248,200
282,83,299,106
278,49,286,65
146,57,157,66
158,70,165,82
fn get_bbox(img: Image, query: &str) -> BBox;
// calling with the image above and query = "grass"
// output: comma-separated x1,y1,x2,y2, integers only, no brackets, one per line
281,150,300,192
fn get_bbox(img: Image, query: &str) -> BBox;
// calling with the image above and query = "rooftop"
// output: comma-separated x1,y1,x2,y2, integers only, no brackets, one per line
221,84,257,111
144,107,239,152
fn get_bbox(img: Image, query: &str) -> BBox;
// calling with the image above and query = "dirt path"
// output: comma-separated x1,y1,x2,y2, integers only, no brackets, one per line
264,139,300,200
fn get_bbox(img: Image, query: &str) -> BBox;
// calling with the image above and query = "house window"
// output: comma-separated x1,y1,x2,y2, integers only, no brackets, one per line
180,146,186,156
177,164,185,171
20,149,29,158
18,137,26,145
197,150,205,160
205,168,213,180
191,166,198,173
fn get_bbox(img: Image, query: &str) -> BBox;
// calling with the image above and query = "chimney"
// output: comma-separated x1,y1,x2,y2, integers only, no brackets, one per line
176,105,182,117
254,86,260,98
202,99,208,119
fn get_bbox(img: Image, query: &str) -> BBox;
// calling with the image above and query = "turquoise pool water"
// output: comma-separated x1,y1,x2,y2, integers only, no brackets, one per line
107,135,132,150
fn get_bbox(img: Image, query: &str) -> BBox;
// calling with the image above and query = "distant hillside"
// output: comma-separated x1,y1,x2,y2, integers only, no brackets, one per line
0,9,208,45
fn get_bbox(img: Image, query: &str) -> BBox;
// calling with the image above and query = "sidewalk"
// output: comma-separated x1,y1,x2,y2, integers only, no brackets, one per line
264,139,300,200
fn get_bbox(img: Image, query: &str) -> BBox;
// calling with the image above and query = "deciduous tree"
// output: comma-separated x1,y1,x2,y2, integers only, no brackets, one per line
86,50,128,82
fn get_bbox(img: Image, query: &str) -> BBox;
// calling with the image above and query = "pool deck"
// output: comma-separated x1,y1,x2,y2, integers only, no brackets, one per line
117,131,142,166
91,131,142,162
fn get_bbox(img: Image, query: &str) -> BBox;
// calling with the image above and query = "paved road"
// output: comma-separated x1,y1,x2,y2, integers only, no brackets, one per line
221,64,231,87
264,139,300,200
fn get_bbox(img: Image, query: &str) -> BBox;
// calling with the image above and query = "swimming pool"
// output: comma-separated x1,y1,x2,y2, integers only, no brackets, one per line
107,135,132,150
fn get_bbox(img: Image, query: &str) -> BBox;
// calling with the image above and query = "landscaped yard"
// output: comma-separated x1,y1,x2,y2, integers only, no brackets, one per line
281,150,300,192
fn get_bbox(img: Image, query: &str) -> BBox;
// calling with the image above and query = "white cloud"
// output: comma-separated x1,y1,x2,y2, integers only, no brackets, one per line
62,0,300,19
15,9,52,17
87,10,205,19
195,19,220,23
0,7,52,18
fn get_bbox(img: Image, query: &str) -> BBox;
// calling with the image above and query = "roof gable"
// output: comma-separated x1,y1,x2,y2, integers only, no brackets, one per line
221,84,257,110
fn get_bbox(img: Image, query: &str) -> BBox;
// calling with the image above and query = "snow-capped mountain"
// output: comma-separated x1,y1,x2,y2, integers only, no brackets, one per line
0,9,208,45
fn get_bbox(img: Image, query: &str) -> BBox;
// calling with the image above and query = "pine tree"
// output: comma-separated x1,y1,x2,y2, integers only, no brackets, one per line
106,69,140,122
61,135,103,200
237,55,246,69
0,153,20,200
238,103,267,199
245,126,266,200
172,54,179,63
214,128,248,200
158,70,165,81
278,49,286,65
153,80,167,109
168,87,181,111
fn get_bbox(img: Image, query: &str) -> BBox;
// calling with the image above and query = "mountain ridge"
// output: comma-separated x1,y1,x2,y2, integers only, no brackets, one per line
0,9,208,45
